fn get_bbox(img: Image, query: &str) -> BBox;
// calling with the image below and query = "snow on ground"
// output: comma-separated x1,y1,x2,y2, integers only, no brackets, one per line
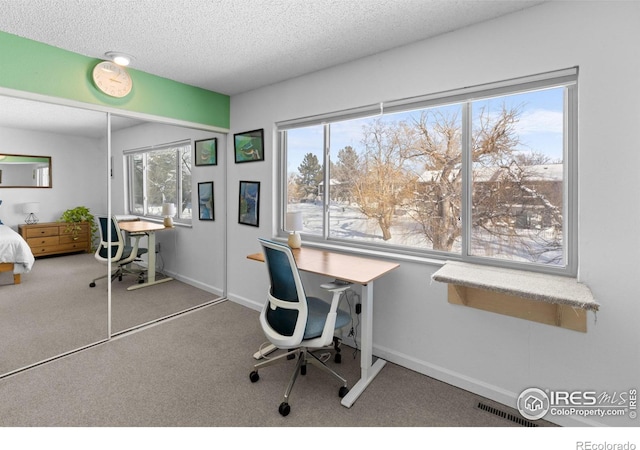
288,202,562,265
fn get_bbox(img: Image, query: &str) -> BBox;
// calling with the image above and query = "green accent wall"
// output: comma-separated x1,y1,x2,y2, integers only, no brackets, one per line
0,155,49,163
0,30,229,129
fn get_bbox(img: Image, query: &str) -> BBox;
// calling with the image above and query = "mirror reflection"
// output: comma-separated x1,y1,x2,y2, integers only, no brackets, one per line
0,154,52,188
108,115,226,335
0,95,226,378
0,96,109,375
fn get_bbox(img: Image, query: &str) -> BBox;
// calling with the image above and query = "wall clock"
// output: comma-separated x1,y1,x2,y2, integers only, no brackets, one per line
92,61,133,98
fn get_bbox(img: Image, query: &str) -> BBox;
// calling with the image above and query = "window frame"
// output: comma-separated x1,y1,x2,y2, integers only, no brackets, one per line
277,68,578,276
124,139,192,225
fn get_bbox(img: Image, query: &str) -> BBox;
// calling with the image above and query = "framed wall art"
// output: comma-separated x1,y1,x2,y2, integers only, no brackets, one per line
198,181,214,220
238,180,260,227
234,129,264,163
194,138,218,166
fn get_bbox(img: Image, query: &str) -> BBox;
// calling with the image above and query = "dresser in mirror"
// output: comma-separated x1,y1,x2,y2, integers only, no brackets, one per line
0,95,109,376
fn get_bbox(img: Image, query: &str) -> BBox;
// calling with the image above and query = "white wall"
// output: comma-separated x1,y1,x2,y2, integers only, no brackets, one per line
0,126,105,230
110,121,227,297
226,2,640,426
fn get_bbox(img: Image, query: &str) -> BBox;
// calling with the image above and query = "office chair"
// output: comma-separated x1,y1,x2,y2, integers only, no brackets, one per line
89,216,148,288
249,238,352,416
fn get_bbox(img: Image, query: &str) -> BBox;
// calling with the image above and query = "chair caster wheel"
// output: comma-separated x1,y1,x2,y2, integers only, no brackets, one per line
339,386,349,398
249,371,260,383
301,364,307,376
279,402,291,417
89,282,96,288
334,353,342,364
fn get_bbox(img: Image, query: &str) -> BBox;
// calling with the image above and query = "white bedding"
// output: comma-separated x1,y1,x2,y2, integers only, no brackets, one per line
0,225,35,274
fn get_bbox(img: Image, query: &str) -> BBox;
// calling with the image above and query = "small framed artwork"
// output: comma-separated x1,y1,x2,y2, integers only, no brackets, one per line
195,138,218,166
238,180,260,227
234,129,264,163
198,181,214,221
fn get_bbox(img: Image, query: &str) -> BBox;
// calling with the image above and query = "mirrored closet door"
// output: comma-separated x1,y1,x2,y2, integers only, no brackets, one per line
0,95,110,376
0,95,226,378
108,114,227,335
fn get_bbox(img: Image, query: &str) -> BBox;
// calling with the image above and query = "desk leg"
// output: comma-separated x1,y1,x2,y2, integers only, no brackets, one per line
127,231,173,291
341,281,386,408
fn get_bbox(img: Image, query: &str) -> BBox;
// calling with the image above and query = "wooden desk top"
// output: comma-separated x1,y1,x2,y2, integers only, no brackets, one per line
118,220,168,233
247,245,399,285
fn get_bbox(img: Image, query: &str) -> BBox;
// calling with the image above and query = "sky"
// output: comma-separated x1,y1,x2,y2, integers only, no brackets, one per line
285,86,565,175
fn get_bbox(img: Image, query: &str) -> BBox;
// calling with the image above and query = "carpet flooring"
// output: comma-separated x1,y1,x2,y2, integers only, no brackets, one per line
0,300,549,428
0,252,220,375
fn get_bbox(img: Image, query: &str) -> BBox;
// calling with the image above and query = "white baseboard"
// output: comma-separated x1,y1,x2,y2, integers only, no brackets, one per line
225,296,604,427
227,293,262,312
162,270,224,298
373,343,605,427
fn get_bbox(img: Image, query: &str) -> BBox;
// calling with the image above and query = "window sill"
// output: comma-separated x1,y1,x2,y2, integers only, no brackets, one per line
123,215,192,228
432,261,598,332
276,236,445,267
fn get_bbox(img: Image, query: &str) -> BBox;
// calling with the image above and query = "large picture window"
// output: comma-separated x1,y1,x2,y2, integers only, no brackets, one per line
125,140,192,223
279,69,577,275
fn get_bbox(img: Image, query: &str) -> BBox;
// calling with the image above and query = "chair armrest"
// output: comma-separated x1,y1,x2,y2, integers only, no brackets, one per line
321,282,351,311
320,282,352,333
127,233,147,257
320,281,352,292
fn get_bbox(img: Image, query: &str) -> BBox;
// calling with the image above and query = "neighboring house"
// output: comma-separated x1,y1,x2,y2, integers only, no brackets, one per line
417,163,563,230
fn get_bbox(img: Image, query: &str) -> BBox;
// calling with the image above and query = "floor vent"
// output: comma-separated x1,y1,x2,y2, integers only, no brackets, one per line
476,401,539,427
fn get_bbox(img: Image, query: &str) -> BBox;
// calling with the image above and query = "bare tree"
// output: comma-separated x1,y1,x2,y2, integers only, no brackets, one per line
330,103,563,262
404,110,463,251
352,119,414,241
404,105,537,252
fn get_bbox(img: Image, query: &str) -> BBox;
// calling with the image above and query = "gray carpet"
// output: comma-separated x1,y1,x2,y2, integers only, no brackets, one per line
0,253,107,375
0,300,552,427
0,252,220,375
108,259,219,334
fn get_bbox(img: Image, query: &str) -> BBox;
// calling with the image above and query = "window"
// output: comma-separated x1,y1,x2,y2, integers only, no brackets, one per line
35,165,49,187
125,140,192,223
279,69,577,275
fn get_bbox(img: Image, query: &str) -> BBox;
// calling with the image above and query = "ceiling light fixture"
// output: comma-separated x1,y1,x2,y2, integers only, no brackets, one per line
104,51,134,67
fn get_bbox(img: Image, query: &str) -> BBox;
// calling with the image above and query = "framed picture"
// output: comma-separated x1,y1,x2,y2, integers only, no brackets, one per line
234,129,264,163
198,181,214,221
238,180,260,227
194,138,218,166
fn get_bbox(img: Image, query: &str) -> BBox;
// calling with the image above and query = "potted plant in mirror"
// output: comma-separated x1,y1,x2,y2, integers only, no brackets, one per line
59,206,98,250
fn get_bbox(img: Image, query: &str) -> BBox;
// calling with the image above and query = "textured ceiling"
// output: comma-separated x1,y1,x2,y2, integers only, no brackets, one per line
0,0,545,96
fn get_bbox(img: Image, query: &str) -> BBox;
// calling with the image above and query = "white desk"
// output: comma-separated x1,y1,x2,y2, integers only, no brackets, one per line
118,220,173,291
248,246,399,408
